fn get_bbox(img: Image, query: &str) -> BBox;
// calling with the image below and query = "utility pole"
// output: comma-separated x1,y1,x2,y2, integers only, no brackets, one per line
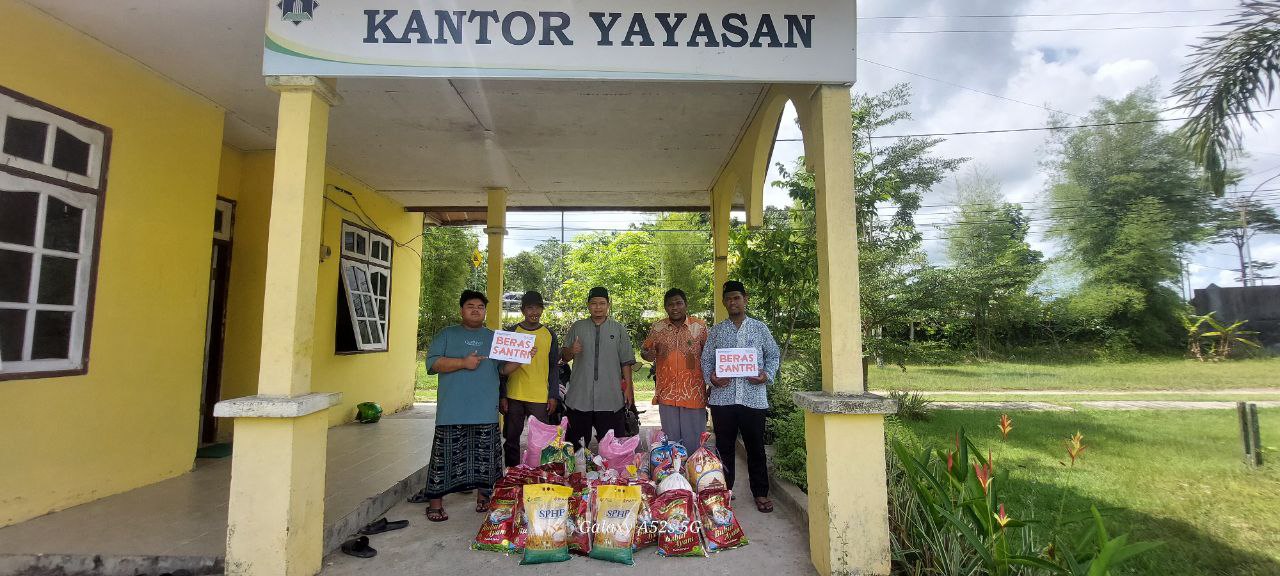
1237,188,1252,286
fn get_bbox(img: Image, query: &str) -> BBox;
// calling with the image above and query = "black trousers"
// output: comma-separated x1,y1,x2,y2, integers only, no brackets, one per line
502,399,551,468
565,408,625,450
710,404,769,499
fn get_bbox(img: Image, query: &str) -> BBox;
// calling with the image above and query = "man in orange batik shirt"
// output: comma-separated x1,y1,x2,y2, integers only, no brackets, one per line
641,288,710,452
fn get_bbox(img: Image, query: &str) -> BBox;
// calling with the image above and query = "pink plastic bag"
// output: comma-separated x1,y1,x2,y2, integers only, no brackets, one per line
599,429,641,472
521,415,569,468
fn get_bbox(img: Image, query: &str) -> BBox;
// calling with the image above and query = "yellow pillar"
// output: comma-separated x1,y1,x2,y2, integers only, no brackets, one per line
219,76,341,576
710,183,731,322
485,187,507,329
803,85,863,394
794,84,892,576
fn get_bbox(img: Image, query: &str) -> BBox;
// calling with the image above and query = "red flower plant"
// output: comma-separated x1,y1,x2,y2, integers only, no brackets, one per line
998,413,1014,440
1066,431,1086,466
973,451,994,494
994,503,1012,530
946,433,959,473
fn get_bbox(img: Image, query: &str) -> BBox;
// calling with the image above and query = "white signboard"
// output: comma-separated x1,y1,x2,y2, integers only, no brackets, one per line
715,348,759,378
490,330,537,364
264,1,856,83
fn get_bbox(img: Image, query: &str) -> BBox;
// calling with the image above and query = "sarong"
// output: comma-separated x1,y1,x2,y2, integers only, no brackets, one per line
422,423,502,499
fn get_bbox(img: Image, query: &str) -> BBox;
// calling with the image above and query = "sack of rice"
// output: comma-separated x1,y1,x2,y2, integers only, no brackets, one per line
685,432,727,492
471,486,522,553
588,484,642,565
697,488,747,552
520,484,573,565
652,489,706,557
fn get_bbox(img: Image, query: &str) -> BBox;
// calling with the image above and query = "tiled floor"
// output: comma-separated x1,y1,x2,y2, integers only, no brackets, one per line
0,403,436,560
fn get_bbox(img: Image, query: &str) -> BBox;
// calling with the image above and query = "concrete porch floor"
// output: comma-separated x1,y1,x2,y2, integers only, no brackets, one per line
319,449,815,576
0,404,437,576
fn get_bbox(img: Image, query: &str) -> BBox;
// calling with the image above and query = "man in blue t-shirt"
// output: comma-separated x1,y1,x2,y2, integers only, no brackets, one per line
412,290,522,522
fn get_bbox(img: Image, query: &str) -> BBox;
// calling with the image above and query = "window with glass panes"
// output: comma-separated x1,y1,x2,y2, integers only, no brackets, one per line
0,87,109,378
338,222,391,352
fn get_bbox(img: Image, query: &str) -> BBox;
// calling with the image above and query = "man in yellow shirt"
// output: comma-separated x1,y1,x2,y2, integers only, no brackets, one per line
499,291,561,467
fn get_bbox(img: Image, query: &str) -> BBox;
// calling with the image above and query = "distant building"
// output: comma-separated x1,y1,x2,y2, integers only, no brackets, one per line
1191,284,1280,351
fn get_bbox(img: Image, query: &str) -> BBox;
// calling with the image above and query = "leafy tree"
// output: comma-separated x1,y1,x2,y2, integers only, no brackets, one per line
1172,1,1280,196
557,231,661,334
647,213,713,317
1045,85,1214,351
532,237,568,301
1208,195,1280,285
735,83,965,367
944,168,1045,356
731,204,817,356
419,226,480,348
503,250,546,294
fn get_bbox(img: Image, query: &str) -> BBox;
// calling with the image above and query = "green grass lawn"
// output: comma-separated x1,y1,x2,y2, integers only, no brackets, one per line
870,357,1280,392
895,409,1280,575
901,389,1280,401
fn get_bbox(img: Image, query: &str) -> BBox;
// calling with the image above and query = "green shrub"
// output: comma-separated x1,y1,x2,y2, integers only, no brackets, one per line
888,389,933,421
889,428,1160,575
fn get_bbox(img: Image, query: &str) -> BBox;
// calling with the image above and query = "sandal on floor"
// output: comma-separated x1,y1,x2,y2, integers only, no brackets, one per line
407,487,431,504
340,536,377,558
754,497,774,514
475,496,491,513
359,517,410,535
425,506,449,522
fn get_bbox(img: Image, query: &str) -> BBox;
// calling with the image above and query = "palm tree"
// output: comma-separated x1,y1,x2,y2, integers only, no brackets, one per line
1172,1,1280,196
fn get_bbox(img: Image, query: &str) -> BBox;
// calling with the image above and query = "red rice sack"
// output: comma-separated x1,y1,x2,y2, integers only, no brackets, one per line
472,486,522,553
567,476,597,556
697,488,747,552
685,432,727,492
631,480,659,549
652,489,706,557
512,507,528,552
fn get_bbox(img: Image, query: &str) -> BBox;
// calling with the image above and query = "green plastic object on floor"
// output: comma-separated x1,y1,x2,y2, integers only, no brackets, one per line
356,402,383,423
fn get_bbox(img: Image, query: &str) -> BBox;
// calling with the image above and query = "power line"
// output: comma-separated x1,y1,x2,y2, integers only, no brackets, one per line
775,108,1280,140
858,8,1237,20
860,23,1230,34
857,57,1081,118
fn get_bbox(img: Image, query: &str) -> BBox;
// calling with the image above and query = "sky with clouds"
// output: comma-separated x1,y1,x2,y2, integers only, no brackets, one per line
495,0,1280,295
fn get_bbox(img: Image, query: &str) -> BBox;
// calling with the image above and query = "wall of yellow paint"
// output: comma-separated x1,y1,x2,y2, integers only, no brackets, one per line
0,1,225,526
216,150,422,429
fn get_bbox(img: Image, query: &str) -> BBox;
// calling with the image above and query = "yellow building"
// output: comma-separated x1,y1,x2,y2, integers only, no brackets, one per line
0,1,894,575
0,0,422,528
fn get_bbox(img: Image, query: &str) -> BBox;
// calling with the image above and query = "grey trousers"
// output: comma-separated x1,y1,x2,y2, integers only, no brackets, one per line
658,404,708,453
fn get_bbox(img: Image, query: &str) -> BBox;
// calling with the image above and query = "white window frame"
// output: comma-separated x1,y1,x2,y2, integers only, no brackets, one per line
0,173,98,374
0,92,106,191
0,88,107,379
339,222,392,352
213,198,234,242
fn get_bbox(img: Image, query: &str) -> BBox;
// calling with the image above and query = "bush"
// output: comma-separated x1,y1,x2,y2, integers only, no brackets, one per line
888,389,933,421
889,428,1160,575
764,338,823,491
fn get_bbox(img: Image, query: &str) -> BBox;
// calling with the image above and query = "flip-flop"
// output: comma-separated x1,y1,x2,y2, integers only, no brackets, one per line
340,535,377,558
754,498,774,514
407,488,431,504
426,506,449,522
359,517,409,535
475,496,491,513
